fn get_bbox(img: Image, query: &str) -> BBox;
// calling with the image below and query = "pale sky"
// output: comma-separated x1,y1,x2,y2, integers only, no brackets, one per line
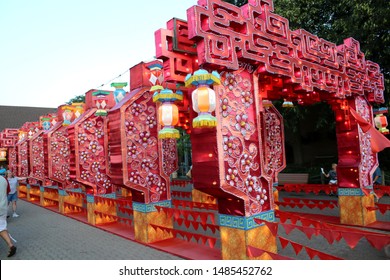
0,0,196,108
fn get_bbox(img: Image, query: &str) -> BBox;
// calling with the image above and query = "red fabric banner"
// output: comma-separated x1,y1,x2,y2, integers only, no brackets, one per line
247,246,294,260
350,107,390,153
254,218,278,236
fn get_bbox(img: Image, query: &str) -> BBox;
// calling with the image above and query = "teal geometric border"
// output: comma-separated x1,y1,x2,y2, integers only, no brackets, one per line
43,185,58,190
65,188,83,193
133,200,172,213
338,188,371,196
26,184,31,189
40,186,44,192
219,210,275,230
58,189,68,196
97,193,116,199
86,195,95,203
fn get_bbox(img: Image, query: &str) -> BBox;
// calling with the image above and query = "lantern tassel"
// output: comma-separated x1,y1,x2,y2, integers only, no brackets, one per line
158,127,180,139
193,114,217,128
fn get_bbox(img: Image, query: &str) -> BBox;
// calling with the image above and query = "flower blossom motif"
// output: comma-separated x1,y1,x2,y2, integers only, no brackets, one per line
83,121,94,131
129,171,142,185
131,103,144,116
91,161,100,172
88,140,100,154
223,73,238,91
51,142,58,150
221,98,232,118
256,188,268,205
95,171,104,182
245,175,259,193
81,170,89,180
127,144,138,158
241,153,254,172
102,178,111,189
226,168,239,187
223,136,237,155
241,91,253,108
145,172,160,187
52,155,60,163
95,129,104,139
59,147,69,157
146,116,157,129
79,151,88,162
234,113,251,138
141,159,153,171
78,133,88,144
138,131,152,147
125,121,137,135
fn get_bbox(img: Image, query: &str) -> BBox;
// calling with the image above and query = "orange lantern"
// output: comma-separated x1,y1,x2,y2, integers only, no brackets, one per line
153,88,183,139
185,69,220,128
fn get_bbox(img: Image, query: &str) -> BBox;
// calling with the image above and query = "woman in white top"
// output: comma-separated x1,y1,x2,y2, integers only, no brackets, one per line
0,175,16,257
6,170,27,218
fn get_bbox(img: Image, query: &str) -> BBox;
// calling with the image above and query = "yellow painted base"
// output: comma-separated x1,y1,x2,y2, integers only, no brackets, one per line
87,202,96,225
133,210,173,244
41,189,59,207
29,186,41,202
60,193,84,214
94,200,117,225
192,189,217,205
273,189,279,211
220,225,276,260
339,194,376,226
18,184,28,199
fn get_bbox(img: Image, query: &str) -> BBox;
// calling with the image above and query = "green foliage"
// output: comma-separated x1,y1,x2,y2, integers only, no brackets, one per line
66,95,85,105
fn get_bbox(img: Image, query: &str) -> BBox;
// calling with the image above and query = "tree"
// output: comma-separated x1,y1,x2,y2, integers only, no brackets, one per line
66,94,85,105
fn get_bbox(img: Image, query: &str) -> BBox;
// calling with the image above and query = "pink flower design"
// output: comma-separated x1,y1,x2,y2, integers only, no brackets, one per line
91,161,100,172
81,170,89,180
223,135,240,156
223,73,238,91
234,113,251,138
95,129,104,139
80,151,88,162
221,98,232,118
240,153,254,172
83,121,93,130
129,170,142,184
226,168,239,187
88,141,100,154
241,91,253,108
146,116,157,128
78,133,88,144
125,121,137,135
138,131,152,147
131,103,144,116
127,144,139,158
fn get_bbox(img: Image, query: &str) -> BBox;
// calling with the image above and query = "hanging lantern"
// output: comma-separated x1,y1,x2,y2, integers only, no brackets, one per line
72,102,86,119
185,69,220,128
18,130,26,141
153,88,183,139
62,106,74,126
92,90,110,116
374,107,389,134
0,148,7,161
147,63,164,92
111,82,128,104
282,99,294,108
40,116,52,131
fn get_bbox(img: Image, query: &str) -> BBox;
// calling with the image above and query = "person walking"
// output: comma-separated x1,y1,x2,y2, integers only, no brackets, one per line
0,175,17,257
322,163,338,195
6,170,27,218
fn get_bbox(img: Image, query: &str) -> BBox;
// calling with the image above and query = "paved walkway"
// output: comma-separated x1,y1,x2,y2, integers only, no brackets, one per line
1,194,389,260
0,200,182,260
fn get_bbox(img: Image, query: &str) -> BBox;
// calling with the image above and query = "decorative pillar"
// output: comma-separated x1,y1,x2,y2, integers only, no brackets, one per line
132,201,173,243
86,194,96,225
333,96,377,225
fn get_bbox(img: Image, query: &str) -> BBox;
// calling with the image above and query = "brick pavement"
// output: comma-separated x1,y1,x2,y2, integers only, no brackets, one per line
0,200,182,260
